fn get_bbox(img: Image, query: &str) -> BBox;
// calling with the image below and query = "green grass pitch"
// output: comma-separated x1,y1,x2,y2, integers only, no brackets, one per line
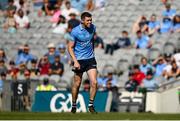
0,112,180,120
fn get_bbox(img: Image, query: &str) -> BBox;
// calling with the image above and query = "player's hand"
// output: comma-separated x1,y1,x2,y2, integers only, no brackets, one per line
73,61,80,70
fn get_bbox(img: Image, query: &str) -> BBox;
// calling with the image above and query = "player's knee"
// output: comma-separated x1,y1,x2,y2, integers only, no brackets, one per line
91,80,97,87
75,80,81,87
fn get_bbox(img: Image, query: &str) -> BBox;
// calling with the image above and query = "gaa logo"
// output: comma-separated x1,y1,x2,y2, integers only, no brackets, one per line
50,93,87,112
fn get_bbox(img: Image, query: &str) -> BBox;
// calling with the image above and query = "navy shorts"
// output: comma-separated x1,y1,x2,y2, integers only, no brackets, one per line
72,58,97,73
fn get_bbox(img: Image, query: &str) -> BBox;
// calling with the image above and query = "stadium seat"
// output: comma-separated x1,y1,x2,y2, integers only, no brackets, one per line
129,102,141,112
116,59,129,75
148,48,161,61
132,53,144,65
163,42,176,55
118,102,129,112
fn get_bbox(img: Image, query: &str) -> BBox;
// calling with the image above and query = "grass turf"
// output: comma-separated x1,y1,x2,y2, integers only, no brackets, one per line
0,112,180,120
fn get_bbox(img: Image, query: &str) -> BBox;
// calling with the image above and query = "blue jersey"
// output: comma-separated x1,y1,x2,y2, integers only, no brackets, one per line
143,78,158,91
160,20,172,33
162,9,176,18
173,23,180,31
148,21,160,29
135,35,150,49
71,24,96,60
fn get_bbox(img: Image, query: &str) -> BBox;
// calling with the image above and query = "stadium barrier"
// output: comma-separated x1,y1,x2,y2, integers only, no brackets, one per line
146,84,180,113
32,91,112,112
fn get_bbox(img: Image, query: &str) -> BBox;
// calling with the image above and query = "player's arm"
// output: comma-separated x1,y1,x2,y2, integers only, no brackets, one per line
67,41,80,70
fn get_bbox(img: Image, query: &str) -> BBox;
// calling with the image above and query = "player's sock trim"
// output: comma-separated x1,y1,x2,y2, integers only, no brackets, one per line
72,101,77,107
88,99,94,107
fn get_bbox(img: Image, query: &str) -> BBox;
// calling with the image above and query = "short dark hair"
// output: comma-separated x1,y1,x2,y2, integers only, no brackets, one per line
8,0,14,3
9,60,15,65
136,30,142,34
133,64,139,69
69,13,76,17
151,14,156,17
1,72,6,77
147,70,154,76
122,30,128,34
81,12,92,20
0,59,4,63
31,59,37,64
65,1,70,5
165,3,171,8
141,57,147,62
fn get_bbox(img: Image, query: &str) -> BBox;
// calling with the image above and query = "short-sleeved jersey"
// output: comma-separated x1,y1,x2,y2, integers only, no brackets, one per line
70,24,96,60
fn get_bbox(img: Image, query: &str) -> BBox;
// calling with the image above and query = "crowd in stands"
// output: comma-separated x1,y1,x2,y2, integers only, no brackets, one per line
0,0,179,111
98,0,180,92
0,0,106,110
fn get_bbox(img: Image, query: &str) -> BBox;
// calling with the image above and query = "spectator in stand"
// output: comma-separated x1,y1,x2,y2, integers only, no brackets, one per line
125,71,138,92
98,72,118,90
132,16,148,34
141,70,158,92
172,15,180,33
14,0,30,15
173,53,180,67
0,60,7,75
0,49,7,62
97,72,105,90
0,72,6,111
16,62,27,77
132,65,145,85
140,57,154,75
152,55,167,76
49,55,64,77
64,24,74,43
52,15,67,34
38,55,51,75
45,43,59,64
159,17,173,33
58,43,71,65
162,53,172,77
6,0,16,14
15,44,36,65
29,59,39,78
71,0,88,12
8,60,19,77
38,0,54,16
61,1,79,21
16,45,24,56
162,3,176,19
3,10,16,33
83,79,90,91
56,0,63,8
36,77,57,91
50,4,61,24
105,30,131,55
134,30,152,49
147,14,160,36
86,0,95,11
164,60,180,80
15,9,30,29
68,13,80,28
93,32,104,49
105,72,118,90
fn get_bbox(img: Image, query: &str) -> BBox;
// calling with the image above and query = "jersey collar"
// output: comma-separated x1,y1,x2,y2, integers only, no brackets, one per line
80,24,85,31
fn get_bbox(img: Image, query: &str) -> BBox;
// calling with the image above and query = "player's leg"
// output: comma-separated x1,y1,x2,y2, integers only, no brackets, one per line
87,68,98,113
71,72,83,113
